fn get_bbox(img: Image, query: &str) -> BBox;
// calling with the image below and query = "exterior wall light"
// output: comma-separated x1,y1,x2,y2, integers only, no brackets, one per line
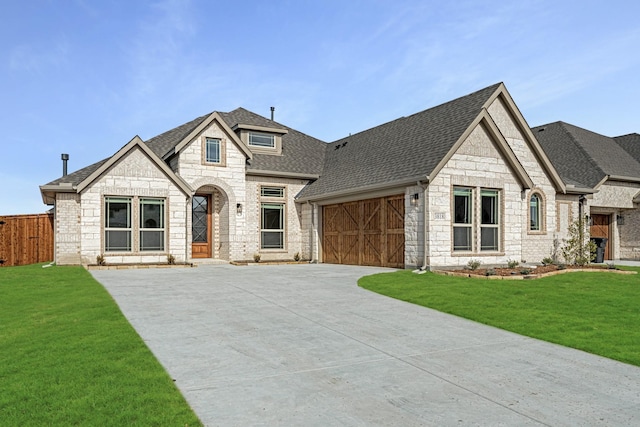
411,193,419,206
237,203,243,215
617,215,624,225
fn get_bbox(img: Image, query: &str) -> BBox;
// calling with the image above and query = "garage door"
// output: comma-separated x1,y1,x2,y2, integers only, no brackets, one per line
322,195,405,268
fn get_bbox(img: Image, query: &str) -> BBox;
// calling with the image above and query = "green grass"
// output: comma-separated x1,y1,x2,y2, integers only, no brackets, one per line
359,267,640,366
0,263,202,426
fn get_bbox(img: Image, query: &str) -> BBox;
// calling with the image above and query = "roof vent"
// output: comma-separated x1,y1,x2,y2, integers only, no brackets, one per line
341,141,348,148
270,106,275,121
334,144,340,150
538,127,545,132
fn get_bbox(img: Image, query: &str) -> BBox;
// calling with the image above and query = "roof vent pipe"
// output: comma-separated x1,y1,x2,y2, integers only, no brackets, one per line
270,106,275,121
61,153,69,176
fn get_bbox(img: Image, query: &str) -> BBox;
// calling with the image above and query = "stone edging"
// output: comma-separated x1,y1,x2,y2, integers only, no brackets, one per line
230,260,310,266
433,268,637,280
86,263,196,270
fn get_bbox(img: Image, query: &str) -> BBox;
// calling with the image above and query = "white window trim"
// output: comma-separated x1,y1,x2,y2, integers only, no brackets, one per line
528,189,547,235
451,186,504,256
259,185,286,251
103,196,167,254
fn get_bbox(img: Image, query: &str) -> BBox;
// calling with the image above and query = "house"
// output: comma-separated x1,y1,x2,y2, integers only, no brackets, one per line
533,122,640,261
40,83,640,268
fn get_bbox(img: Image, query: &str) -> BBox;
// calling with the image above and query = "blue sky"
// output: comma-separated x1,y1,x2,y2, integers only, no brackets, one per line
1,0,639,214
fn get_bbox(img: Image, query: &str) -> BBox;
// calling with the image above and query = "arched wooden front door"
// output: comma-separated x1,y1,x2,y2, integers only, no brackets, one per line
192,194,212,258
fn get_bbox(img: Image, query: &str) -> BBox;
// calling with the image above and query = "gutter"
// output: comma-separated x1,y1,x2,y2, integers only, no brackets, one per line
39,183,77,205
246,169,320,180
296,175,430,203
607,175,640,184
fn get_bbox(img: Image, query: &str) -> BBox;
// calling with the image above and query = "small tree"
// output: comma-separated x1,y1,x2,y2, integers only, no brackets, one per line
560,216,596,266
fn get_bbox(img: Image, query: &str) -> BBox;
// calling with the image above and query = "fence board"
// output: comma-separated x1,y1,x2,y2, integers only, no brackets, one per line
0,213,54,267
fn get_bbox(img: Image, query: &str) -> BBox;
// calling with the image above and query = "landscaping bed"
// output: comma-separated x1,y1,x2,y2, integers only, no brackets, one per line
436,263,636,279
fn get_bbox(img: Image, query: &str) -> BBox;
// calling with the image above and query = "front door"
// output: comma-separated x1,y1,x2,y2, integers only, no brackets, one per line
590,214,611,260
192,195,212,258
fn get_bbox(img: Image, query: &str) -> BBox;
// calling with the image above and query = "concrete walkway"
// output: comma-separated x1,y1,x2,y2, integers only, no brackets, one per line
92,264,640,426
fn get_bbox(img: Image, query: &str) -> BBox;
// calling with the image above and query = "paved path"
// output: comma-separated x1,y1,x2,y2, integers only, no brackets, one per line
92,264,640,426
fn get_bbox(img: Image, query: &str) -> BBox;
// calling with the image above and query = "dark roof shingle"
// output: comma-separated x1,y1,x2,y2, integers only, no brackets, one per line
533,122,640,189
297,83,502,199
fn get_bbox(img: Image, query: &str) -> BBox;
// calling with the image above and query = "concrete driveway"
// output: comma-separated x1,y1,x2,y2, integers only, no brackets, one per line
92,264,640,426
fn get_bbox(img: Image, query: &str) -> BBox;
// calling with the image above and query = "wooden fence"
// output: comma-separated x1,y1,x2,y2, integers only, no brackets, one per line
0,213,54,267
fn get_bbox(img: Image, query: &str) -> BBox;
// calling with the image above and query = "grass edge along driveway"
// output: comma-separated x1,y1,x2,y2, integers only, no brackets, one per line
359,267,640,367
0,263,202,426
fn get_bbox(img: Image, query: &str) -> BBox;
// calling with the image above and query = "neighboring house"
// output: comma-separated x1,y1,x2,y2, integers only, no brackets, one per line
533,122,640,261
40,83,640,268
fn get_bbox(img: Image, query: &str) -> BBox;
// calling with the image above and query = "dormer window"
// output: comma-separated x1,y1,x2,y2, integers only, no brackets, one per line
249,132,275,149
233,124,287,156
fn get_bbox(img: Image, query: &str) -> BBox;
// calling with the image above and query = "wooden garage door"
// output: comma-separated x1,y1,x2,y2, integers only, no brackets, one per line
322,195,404,268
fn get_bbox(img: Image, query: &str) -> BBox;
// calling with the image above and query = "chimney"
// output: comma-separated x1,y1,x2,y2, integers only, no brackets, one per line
61,153,69,176
270,106,275,121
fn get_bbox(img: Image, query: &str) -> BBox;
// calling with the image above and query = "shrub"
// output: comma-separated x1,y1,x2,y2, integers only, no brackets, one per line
507,259,519,269
467,259,481,270
293,252,301,262
253,253,261,263
520,268,532,275
560,216,597,266
167,254,175,265
557,263,566,270
607,263,617,270
485,268,496,276
96,254,106,266
541,256,554,266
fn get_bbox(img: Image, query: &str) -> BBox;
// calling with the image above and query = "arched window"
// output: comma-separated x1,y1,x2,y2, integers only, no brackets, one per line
530,193,542,231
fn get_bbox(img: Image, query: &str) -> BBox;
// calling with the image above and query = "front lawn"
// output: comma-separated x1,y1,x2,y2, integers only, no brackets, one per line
0,264,201,426
359,268,640,366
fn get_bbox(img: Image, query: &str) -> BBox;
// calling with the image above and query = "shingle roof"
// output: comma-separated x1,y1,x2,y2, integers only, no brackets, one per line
220,108,326,176
297,83,502,200
45,157,110,186
533,122,640,189
614,133,640,164
145,113,211,158
44,107,327,187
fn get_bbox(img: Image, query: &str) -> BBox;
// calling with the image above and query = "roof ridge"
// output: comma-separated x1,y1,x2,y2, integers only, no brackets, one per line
329,82,502,145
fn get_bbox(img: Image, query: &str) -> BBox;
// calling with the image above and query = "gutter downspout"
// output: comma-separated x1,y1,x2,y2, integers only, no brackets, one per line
306,201,315,263
417,180,429,271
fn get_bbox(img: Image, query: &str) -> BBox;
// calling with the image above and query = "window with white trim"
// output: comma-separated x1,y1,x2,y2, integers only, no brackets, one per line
453,187,472,251
260,186,285,250
249,132,275,148
104,196,166,253
140,199,165,251
205,138,221,163
105,197,132,252
530,193,542,231
480,189,499,251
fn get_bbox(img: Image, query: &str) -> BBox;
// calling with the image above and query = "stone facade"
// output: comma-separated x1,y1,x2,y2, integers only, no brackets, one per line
77,147,189,265
54,192,81,265
587,181,640,260
245,175,312,261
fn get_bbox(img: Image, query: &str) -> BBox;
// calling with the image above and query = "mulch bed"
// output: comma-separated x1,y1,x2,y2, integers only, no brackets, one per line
436,264,635,280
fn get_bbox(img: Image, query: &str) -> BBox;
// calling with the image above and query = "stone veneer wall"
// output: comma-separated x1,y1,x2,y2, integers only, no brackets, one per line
426,123,524,267
54,192,82,265
589,181,640,260
404,185,425,269
79,147,189,265
177,119,248,260
487,96,558,264
245,175,311,261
